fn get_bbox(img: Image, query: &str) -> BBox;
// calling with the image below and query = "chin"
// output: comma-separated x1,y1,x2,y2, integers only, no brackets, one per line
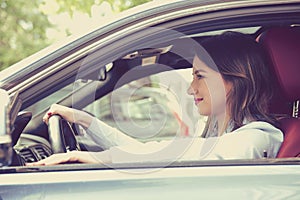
197,108,210,116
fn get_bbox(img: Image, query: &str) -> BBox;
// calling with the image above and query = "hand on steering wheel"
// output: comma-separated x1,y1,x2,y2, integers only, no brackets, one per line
48,114,81,154
43,104,93,128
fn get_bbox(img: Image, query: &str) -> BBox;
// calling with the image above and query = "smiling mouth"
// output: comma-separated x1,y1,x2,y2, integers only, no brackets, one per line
194,98,204,105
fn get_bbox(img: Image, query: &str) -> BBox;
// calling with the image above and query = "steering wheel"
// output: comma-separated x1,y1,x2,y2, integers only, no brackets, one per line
48,114,81,154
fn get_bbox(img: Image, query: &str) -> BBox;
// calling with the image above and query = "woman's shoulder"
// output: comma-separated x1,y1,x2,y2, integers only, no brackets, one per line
229,120,283,142
236,120,280,132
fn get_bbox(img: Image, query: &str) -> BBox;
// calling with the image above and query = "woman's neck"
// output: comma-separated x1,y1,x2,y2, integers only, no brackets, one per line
215,113,231,136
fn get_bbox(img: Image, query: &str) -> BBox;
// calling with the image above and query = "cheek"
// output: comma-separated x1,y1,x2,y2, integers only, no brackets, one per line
206,77,227,114
195,79,208,92
198,82,212,113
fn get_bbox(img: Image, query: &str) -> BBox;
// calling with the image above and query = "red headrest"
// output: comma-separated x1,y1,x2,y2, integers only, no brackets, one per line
276,118,300,157
258,27,300,102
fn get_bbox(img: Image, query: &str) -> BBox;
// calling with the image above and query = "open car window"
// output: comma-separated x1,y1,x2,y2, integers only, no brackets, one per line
17,24,285,165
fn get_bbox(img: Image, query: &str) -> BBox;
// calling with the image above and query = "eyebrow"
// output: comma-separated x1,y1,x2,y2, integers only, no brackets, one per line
193,69,207,75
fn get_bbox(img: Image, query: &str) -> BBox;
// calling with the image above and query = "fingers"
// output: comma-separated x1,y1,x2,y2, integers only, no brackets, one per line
42,104,69,124
43,104,57,124
26,153,77,166
25,151,103,166
42,111,53,124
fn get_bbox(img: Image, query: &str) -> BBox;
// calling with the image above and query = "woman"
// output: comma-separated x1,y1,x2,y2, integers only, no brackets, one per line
27,31,283,166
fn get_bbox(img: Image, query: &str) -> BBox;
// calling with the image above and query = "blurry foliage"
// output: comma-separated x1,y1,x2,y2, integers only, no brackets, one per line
55,0,152,16
0,0,152,71
0,0,51,71
115,0,152,12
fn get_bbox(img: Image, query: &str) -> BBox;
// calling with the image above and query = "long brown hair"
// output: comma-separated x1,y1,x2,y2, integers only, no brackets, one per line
196,31,276,131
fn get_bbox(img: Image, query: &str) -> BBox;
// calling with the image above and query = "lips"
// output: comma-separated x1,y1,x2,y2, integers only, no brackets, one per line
194,98,204,105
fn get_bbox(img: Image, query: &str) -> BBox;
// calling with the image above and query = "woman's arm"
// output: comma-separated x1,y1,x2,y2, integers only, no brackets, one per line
43,104,93,128
44,104,143,150
85,117,144,150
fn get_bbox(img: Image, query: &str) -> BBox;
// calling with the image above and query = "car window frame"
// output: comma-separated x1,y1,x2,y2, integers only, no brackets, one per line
11,1,300,171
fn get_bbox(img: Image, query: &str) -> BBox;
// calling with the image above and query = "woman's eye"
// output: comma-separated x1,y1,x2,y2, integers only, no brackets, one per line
196,74,203,79
192,72,204,80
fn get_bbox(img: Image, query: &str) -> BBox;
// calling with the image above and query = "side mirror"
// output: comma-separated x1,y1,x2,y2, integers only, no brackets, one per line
0,89,12,167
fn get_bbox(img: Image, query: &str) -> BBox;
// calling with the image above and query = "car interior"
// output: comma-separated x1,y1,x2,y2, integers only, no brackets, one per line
257,26,300,158
7,22,300,167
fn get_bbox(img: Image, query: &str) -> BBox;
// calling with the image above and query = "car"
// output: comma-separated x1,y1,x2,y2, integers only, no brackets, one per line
0,0,300,199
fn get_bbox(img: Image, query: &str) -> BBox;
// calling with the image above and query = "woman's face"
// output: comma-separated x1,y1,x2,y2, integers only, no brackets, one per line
187,56,231,117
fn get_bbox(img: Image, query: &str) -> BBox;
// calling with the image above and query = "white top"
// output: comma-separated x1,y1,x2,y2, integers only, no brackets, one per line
86,118,283,163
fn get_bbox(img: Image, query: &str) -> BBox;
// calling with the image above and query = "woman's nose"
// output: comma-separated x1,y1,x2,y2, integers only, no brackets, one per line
187,84,195,95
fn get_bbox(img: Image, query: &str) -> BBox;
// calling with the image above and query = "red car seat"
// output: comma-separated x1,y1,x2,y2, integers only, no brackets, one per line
258,27,300,157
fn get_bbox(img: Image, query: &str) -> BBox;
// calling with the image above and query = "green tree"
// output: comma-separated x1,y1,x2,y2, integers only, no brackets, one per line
0,0,152,71
55,0,152,16
0,0,51,70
